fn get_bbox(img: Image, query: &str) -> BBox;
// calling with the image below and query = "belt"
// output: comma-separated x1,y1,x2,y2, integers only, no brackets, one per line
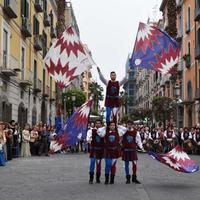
107,146,118,150
106,95,119,99
124,148,136,152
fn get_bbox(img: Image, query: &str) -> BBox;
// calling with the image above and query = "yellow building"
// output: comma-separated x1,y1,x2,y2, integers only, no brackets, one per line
0,0,57,127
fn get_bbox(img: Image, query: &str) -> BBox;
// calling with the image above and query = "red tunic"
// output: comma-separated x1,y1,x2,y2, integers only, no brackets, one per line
90,129,104,159
105,80,120,108
104,130,120,159
122,130,138,161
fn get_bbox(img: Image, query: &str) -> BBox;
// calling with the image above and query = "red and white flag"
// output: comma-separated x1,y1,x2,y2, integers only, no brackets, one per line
44,26,94,89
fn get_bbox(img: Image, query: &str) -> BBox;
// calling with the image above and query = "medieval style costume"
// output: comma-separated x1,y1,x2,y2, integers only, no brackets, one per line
86,121,104,184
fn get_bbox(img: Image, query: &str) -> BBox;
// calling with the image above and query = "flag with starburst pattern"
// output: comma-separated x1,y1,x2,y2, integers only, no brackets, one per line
50,99,93,152
44,26,94,89
130,22,180,74
149,145,199,173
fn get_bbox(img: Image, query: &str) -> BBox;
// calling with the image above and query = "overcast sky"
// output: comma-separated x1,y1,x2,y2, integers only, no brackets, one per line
70,0,162,98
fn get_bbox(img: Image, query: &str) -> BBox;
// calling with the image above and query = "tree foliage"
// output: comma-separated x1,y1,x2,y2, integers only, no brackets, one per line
152,96,175,126
62,89,86,116
89,81,104,111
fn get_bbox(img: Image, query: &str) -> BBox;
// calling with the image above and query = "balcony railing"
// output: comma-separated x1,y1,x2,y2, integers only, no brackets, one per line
195,7,200,21
21,17,32,37
0,53,20,76
43,85,50,97
3,0,17,18
34,35,43,51
43,12,51,26
185,54,191,68
34,0,43,12
33,79,42,93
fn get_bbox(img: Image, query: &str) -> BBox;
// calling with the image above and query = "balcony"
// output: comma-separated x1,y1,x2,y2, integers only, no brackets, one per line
33,79,42,93
195,46,200,60
184,54,191,68
43,12,51,27
0,54,20,76
19,80,32,88
34,0,43,12
34,35,43,51
195,7,200,21
50,27,57,38
21,17,32,37
43,86,50,97
3,0,17,18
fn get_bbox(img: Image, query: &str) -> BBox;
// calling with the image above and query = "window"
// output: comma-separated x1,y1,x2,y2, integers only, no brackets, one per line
198,28,200,47
43,69,46,92
187,81,192,100
187,7,190,30
21,47,25,80
50,10,54,26
198,0,200,9
3,29,8,68
43,0,47,12
33,16,39,35
34,60,37,87
21,0,29,18
50,77,52,92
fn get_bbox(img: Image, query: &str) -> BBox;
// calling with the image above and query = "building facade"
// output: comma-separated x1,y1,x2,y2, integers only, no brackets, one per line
0,0,57,127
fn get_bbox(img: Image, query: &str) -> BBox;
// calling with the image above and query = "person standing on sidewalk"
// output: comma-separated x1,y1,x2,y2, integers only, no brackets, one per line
86,120,104,184
121,120,145,184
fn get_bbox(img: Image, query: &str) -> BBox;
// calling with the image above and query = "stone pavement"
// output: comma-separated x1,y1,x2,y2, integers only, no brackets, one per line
0,153,200,200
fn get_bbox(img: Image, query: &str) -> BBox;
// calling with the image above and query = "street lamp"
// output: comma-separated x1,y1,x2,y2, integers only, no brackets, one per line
71,94,76,114
63,96,67,122
173,84,180,129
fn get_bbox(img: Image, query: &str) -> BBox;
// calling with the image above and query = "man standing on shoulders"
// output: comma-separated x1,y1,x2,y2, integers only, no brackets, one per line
97,66,129,125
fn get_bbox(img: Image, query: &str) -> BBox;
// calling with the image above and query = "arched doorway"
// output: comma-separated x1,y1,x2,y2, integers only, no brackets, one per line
32,106,37,126
18,102,27,128
41,100,47,123
0,95,12,122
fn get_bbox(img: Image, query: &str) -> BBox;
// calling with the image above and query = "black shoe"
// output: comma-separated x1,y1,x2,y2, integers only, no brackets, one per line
132,175,141,184
126,175,131,184
110,175,115,184
96,172,101,183
89,172,94,184
104,174,109,185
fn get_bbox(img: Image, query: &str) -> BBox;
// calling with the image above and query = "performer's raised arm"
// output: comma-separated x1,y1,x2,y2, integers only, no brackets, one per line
119,71,129,86
97,66,108,85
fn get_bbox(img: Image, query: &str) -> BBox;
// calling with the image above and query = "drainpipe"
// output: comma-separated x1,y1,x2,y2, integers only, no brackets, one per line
195,0,198,125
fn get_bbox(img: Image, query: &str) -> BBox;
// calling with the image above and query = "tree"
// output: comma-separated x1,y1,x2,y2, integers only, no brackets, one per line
62,89,86,116
89,81,104,111
152,96,175,127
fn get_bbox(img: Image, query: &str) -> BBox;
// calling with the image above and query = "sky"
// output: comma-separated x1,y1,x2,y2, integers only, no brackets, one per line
70,0,162,101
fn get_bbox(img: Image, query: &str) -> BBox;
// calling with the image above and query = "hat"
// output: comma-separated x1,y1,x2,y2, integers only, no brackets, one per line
0,121,5,125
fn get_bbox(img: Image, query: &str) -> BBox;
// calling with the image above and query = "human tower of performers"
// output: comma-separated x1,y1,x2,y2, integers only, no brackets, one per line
86,68,200,185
